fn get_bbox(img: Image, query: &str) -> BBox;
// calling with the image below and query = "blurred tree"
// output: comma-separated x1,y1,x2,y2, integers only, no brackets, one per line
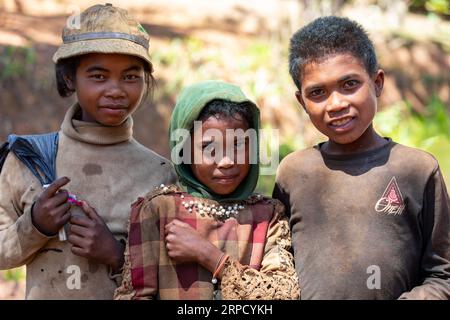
410,0,450,16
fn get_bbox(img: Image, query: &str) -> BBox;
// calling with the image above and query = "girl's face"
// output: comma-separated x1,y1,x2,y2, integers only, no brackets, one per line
71,53,146,126
190,114,251,195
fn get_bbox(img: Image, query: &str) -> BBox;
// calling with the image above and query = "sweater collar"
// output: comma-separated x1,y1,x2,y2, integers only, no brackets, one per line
61,104,133,145
316,137,394,163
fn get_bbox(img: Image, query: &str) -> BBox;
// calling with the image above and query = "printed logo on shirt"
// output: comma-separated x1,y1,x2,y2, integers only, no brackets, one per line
375,177,405,216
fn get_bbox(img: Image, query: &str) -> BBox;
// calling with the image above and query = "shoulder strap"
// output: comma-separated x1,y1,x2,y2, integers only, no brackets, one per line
0,142,9,173
0,132,59,186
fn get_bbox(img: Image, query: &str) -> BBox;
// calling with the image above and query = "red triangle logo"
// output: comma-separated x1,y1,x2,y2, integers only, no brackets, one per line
375,177,405,215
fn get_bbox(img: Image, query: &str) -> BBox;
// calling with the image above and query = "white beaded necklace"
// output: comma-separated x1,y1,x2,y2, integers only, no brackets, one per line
156,184,253,221
180,194,245,221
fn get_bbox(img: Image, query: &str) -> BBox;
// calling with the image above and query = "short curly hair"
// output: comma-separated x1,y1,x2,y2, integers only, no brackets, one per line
196,99,255,130
289,16,378,89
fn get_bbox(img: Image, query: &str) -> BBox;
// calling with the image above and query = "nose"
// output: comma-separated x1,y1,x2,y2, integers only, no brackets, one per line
326,91,349,113
217,154,234,168
104,80,126,99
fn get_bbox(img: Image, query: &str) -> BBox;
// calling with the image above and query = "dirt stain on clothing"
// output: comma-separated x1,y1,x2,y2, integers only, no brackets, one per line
83,163,103,176
88,261,99,273
81,274,89,283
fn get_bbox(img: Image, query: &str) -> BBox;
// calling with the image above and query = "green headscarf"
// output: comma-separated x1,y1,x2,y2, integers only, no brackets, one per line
169,80,260,202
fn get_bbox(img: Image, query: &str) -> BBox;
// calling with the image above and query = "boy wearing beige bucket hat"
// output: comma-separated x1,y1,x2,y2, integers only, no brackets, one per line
0,3,177,299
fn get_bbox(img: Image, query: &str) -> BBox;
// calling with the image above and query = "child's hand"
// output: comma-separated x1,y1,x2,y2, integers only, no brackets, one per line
68,201,124,272
165,219,223,272
31,177,72,236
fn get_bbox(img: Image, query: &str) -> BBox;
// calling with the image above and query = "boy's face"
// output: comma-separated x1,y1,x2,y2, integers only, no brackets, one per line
70,53,146,126
295,53,384,146
190,114,251,195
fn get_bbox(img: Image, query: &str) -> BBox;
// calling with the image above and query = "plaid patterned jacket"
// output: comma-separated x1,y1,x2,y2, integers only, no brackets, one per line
114,185,299,300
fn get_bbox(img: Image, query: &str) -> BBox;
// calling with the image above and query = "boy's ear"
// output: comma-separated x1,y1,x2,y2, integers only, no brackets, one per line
63,75,74,90
295,90,308,114
373,69,384,97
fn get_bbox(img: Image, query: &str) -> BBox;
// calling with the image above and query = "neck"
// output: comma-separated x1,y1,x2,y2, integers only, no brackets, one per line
80,110,97,123
323,125,386,155
61,104,133,145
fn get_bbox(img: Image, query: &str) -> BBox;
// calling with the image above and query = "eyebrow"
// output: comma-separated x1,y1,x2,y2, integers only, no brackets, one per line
123,65,143,72
85,65,143,73
338,74,360,82
304,84,324,92
304,73,361,91
86,66,109,73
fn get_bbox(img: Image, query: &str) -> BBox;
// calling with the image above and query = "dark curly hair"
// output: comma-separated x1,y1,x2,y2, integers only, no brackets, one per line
196,99,255,129
289,16,378,89
55,55,155,99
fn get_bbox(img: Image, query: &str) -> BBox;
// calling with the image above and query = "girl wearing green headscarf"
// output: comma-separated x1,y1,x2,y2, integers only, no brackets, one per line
115,81,299,300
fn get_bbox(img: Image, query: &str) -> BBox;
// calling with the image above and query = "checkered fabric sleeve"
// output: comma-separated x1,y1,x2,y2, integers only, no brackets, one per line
220,198,300,300
114,195,155,299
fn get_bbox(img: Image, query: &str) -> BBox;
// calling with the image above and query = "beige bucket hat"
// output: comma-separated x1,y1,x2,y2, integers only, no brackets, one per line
53,3,151,66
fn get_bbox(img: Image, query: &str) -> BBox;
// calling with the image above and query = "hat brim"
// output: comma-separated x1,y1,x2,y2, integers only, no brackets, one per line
52,38,151,66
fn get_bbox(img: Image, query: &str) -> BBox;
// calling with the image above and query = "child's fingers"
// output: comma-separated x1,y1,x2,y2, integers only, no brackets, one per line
165,232,175,243
69,224,90,237
41,177,70,199
51,202,71,218
47,190,69,208
80,201,100,221
70,215,93,228
172,219,189,228
167,219,188,230
164,225,173,237
70,245,87,258
165,242,173,252
60,211,71,226
165,221,181,236
67,233,88,248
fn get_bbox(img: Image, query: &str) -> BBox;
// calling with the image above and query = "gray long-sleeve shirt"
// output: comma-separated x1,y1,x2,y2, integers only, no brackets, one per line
273,139,450,299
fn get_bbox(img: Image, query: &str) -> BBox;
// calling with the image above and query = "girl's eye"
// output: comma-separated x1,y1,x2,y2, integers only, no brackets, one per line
203,145,216,158
90,74,106,80
343,79,359,89
202,142,215,152
124,74,140,81
308,88,325,98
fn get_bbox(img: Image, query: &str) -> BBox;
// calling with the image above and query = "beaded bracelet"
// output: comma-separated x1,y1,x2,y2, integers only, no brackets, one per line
212,253,229,285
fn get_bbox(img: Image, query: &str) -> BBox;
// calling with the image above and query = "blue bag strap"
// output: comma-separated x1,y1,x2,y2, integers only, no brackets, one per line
0,142,8,173
2,132,59,186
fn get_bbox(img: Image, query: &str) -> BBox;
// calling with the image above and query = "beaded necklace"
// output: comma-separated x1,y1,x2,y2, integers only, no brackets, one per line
157,184,265,221
180,194,245,221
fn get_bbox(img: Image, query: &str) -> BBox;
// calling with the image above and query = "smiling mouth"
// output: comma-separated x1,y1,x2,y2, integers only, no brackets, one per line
101,105,127,110
213,175,239,183
329,116,354,127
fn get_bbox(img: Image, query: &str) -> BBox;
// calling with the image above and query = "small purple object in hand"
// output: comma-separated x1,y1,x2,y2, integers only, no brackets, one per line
68,194,83,207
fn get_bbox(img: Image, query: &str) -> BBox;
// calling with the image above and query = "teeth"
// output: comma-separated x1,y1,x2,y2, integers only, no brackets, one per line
331,118,352,126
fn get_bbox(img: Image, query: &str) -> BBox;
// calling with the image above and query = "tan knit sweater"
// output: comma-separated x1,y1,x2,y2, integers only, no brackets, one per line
0,104,177,299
